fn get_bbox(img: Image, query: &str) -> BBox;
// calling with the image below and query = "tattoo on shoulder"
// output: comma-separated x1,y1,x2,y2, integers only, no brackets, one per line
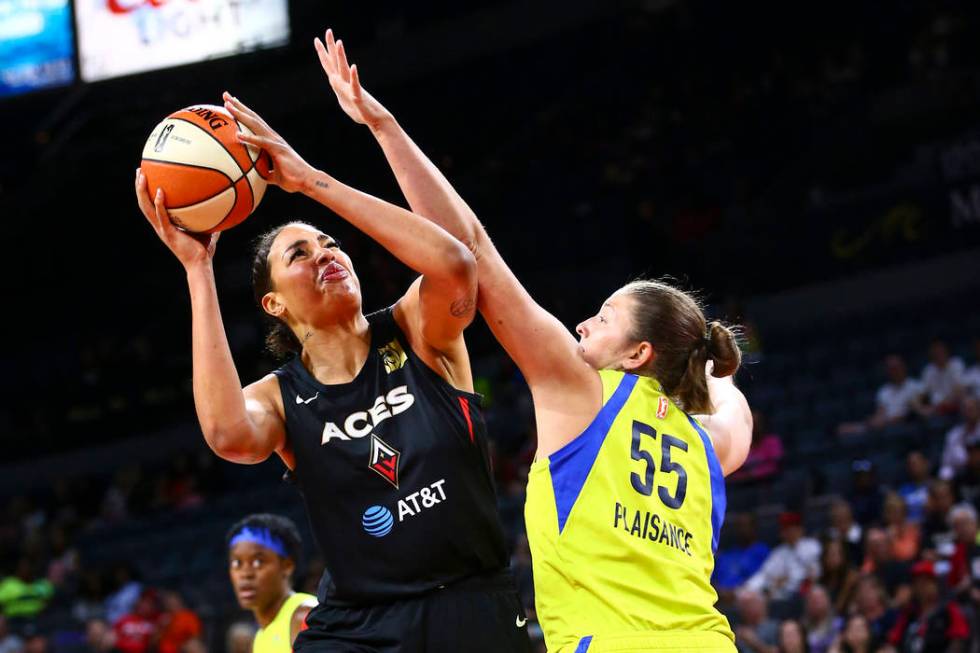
314,180,329,189
449,297,475,318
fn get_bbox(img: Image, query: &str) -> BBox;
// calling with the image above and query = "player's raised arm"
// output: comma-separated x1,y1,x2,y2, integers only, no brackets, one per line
221,93,477,353
135,171,286,465
694,357,753,476
313,29,599,411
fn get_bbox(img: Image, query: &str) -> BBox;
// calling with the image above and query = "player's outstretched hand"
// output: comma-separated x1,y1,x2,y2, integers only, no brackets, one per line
314,28,392,130
222,92,313,194
136,169,218,268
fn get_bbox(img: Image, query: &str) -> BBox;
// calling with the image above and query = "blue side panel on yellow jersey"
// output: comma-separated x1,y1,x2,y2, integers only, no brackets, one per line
550,374,637,532
686,414,726,552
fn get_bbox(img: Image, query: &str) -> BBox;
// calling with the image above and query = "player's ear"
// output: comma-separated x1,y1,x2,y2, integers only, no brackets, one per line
622,341,654,372
261,291,285,318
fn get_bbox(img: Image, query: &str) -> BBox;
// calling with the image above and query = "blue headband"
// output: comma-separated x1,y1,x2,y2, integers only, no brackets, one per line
229,527,289,558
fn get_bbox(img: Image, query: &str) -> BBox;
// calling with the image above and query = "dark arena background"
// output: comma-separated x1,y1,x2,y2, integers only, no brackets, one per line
2,1,980,652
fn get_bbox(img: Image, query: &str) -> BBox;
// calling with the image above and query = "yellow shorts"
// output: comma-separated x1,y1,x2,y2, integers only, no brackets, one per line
556,631,737,653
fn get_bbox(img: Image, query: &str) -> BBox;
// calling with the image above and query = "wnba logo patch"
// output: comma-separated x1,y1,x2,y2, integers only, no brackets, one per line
656,397,669,419
362,505,394,537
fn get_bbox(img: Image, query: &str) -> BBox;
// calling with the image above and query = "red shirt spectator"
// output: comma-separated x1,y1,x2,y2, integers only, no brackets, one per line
887,561,969,653
157,591,201,653
113,591,158,653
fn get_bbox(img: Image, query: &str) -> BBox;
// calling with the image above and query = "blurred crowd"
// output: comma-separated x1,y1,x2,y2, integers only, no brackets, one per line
0,330,977,652
716,337,980,653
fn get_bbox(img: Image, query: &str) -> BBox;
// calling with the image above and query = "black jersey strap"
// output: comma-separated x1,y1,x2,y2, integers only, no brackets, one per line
366,306,403,349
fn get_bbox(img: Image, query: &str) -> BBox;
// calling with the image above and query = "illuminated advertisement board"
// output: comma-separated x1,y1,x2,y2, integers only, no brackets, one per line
76,0,289,82
0,0,76,98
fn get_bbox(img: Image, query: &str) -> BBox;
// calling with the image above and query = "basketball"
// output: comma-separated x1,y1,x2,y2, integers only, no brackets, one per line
140,105,272,233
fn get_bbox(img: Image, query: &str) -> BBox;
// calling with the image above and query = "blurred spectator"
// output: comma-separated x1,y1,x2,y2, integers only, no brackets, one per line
860,528,911,604
921,480,956,556
838,355,925,435
178,639,205,653
22,635,45,653
963,338,980,398
819,539,859,615
802,585,839,653
896,450,931,524
735,588,779,653
104,565,141,626
939,397,980,480
0,558,53,619
882,493,920,562
953,439,980,510
887,560,969,652
84,619,118,653
777,619,809,653
0,615,23,653
112,590,158,653
45,526,79,589
731,411,784,483
715,514,771,597
827,614,874,653
848,461,886,527
224,623,255,653
850,576,897,643
946,503,980,592
73,571,106,624
826,501,863,564
156,591,201,653
921,340,965,414
744,513,821,601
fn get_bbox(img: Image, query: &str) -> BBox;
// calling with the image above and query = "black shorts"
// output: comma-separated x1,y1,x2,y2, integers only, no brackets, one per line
294,571,533,653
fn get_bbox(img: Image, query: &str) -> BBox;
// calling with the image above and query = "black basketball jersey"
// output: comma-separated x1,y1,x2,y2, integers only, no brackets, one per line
274,307,509,605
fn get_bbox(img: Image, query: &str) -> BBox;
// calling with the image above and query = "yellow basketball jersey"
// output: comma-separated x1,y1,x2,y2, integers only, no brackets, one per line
253,592,316,653
525,370,735,653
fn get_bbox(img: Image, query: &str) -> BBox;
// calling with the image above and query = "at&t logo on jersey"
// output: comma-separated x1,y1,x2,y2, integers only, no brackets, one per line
321,386,415,444
362,505,394,537
359,479,448,538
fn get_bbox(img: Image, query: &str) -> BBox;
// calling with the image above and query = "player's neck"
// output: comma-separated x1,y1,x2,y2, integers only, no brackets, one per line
255,590,293,630
300,314,371,384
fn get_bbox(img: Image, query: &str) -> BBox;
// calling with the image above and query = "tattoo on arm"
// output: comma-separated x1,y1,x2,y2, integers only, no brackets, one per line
314,180,329,189
449,297,475,318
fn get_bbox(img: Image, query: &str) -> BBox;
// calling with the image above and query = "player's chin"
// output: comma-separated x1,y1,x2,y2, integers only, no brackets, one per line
234,593,257,609
578,346,601,370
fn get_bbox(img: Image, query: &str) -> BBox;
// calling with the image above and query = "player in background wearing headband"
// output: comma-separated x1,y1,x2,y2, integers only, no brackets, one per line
227,514,317,653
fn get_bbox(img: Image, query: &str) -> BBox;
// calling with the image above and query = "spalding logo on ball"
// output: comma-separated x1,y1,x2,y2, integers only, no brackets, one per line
140,105,272,233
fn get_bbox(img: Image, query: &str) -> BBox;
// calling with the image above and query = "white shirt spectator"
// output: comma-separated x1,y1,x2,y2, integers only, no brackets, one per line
940,421,980,480
743,537,822,601
964,363,980,399
877,378,925,421
922,357,965,406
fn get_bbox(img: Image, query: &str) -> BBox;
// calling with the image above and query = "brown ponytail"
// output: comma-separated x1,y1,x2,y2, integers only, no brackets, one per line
621,280,742,414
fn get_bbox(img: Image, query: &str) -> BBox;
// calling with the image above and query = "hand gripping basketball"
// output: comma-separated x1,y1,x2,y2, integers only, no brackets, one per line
135,169,219,268
222,93,314,194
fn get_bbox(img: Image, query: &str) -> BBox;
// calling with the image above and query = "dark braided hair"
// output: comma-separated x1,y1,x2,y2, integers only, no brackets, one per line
250,222,312,359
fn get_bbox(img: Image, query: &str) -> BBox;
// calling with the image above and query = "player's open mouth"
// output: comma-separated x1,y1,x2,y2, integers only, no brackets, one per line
236,586,256,600
320,262,348,283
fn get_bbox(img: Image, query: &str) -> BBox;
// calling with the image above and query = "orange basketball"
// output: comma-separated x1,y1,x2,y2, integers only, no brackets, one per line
140,104,273,233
